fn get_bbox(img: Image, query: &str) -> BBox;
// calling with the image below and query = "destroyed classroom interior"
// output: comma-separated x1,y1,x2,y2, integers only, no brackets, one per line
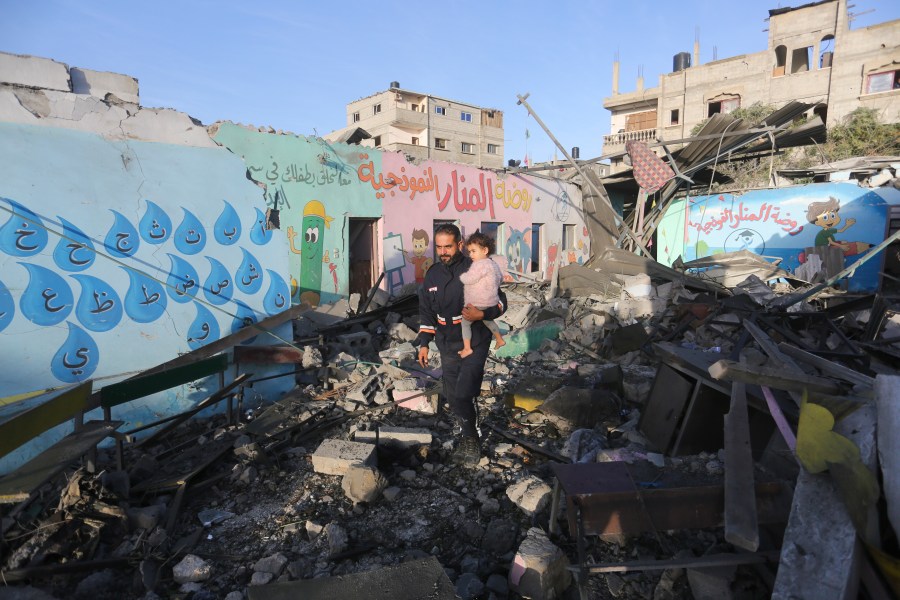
1,89,899,600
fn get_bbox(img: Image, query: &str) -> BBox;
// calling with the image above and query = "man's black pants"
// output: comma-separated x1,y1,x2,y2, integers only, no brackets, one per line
439,341,490,439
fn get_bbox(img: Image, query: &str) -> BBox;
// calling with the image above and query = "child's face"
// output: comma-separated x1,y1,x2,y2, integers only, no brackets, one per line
814,210,840,228
467,243,489,261
412,237,427,256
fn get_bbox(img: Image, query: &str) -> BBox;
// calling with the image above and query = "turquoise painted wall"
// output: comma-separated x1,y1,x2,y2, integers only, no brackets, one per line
0,122,293,472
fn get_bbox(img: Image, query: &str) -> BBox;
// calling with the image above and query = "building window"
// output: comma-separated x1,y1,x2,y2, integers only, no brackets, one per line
373,135,381,147
773,45,787,77
435,106,446,116
373,104,382,115
411,136,419,146
562,224,576,251
434,138,448,150
791,46,812,74
460,111,473,122
708,96,740,117
670,109,680,125
410,103,419,112
819,35,835,69
866,70,900,94
352,112,360,123
461,142,475,154
487,143,499,154
480,222,502,248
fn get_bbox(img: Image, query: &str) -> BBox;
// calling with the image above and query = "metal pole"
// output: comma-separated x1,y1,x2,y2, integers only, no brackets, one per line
515,93,653,257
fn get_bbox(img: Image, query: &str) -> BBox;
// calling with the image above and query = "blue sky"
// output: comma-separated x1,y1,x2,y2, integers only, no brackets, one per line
2,0,897,164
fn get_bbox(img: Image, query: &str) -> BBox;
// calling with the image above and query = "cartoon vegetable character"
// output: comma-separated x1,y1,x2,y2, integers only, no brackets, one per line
286,200,333,306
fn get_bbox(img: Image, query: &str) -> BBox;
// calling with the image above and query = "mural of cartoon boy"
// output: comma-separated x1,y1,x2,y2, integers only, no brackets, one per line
805,197,869,256
404,228,433,283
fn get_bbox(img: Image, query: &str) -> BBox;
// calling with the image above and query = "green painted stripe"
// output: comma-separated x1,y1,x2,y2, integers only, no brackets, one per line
100,354,228,408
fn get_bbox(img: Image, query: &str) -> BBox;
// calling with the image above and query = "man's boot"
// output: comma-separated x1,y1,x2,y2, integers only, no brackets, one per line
451,435,481,467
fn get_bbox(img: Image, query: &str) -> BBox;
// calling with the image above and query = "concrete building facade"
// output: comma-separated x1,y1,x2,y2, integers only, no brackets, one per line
339,84,505,169
602,0,900,172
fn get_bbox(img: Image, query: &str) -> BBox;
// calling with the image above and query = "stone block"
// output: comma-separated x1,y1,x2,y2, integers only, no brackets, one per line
354,426,432,447
346,374,381,404
509,528,572,600
506,476,553,516
172,554,212,584
336,331,372,352
310,438,377,476
70,67,139,104
0,53,70,91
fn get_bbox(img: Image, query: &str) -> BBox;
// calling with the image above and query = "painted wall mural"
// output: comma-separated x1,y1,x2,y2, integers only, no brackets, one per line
657,183,900,292
0,122,292,440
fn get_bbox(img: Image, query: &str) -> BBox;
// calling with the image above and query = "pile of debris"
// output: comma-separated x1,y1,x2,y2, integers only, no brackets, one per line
1,257,899,600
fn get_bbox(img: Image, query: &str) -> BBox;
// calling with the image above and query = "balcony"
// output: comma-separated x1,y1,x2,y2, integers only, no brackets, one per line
392,107,427,128
602,128,657,150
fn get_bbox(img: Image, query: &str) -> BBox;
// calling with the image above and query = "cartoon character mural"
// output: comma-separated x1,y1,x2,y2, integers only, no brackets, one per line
505,227,531,278
805,196,870,256
287,199,333,306
404,228,434,284
546,243,559,283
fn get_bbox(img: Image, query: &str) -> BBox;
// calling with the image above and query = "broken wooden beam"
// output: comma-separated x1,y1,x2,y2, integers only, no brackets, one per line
574,550,780,574
724,379,759,551
708,359,842,395
777,342,875,389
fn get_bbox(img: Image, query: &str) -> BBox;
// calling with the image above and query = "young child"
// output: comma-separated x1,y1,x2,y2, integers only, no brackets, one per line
458,232,505,358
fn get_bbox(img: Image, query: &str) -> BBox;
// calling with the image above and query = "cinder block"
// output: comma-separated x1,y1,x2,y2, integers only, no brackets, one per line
394,389,438,414
354,426,432,447
311,439,377,476
346,375,381,403
336,331,372,351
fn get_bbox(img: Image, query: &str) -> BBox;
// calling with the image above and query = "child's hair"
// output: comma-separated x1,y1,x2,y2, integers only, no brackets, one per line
466,231,495,255
805,197,841,224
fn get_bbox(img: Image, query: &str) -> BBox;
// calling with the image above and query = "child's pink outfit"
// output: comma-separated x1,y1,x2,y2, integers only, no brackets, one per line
459,258,503,341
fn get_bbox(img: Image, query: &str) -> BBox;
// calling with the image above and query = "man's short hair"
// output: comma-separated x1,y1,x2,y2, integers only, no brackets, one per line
434,223,462,243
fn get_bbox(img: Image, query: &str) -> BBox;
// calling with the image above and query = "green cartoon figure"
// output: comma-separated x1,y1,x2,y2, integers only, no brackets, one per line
287,199,333,306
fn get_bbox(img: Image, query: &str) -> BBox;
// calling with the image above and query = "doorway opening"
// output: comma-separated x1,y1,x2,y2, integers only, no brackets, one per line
348,218,379,300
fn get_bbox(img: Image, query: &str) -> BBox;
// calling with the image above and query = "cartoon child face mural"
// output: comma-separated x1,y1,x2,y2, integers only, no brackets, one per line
406,228,434,284
286,200,333,306
805,196,869,256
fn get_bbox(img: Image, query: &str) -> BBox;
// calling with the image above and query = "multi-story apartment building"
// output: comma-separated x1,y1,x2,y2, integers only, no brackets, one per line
602,0,900,173
338,83,505,169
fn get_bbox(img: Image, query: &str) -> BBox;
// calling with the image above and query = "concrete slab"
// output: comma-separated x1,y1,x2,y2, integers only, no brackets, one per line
70,67,139,104
0,52,70,91
247,556,456,600
394,389,438,414
354,426,432,447
310,439,377,476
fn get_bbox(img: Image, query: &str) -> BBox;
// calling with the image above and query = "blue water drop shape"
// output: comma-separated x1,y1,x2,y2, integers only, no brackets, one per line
139,200,173,245
166,254,200,303
53,217,96,272
214,201,242,246
104,210,140,258
187,303,220,350
0,198,48,257
263,270,290,315
231,301,258,343
51,321,99,383
174,208,206,255
0,279,14,332
235,248,263,295
123,267,167,323
72,274,123,332
19,262,73,325
203,256,233,305
249,208,272,245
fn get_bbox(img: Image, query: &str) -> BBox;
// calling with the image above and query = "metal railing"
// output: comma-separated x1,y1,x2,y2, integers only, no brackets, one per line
602,128,657,146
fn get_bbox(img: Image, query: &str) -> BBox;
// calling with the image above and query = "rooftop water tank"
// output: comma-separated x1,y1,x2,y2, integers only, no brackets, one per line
673,52,691,72
389,81,400,89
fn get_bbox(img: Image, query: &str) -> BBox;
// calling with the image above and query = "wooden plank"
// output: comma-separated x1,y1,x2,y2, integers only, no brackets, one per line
86,303,311,411
101,354,228,408
724,380,759,551
579,551,780,574
233,345,304,364
742,318,804,407
638,364,695,453
708,359,842,395
0,381,92,459
777,342,875,388
0,420,122,503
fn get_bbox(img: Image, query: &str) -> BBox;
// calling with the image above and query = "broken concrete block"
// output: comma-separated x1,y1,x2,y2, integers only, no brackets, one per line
622,273,652,298
495,319,565,358
393,390,438,416
172,554,212,584
70,67,139,104
368,288,391,309
310,439,377,476
336,331,372,352
301,345,323,368
341,464,388,504
253,552,288,576
346,375,381,404
251,571,274,585
324,522,348,557
388,322,417,342
354,426,432,448
0,53,71,91
506,475,553,516
378,341,417,362
305,520,324,539
503,376,565,411
509,527,572,600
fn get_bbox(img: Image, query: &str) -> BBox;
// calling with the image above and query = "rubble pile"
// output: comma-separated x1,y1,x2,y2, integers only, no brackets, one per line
2,263,899,600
